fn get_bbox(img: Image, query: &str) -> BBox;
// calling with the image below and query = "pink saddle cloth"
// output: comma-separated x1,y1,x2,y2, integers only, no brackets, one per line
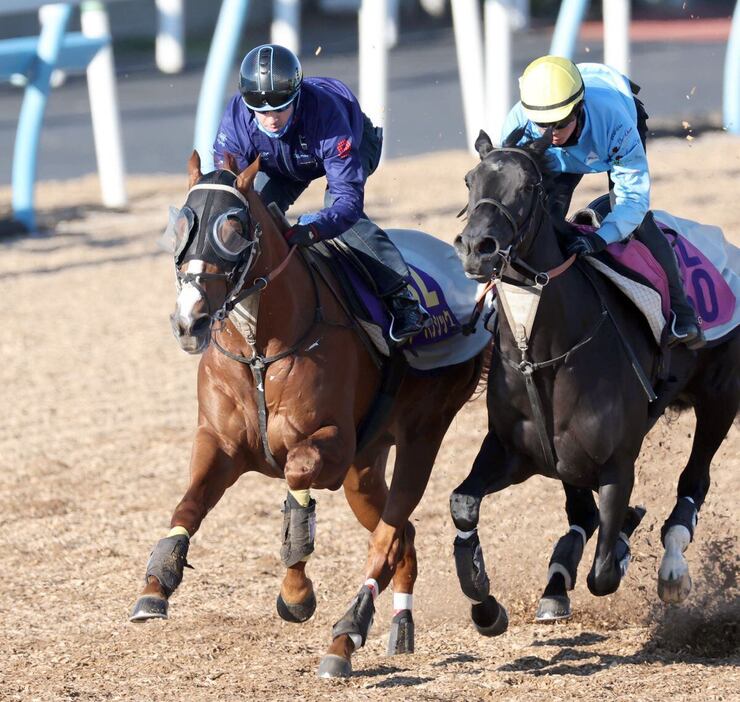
575,223,736,332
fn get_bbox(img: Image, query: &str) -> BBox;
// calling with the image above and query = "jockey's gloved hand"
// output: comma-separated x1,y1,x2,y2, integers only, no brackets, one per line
285,223,319,248
566,230,607,258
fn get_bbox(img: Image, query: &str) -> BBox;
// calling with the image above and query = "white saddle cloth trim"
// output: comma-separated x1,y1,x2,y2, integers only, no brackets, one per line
385,229,491,371
653,210,740,342
586,258,666,345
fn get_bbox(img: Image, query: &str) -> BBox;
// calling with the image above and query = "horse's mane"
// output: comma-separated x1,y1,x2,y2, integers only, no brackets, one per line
499,127,579,244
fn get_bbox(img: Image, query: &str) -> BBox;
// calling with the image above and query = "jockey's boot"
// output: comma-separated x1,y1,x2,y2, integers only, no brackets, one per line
385,286,430,343
634,212,705,350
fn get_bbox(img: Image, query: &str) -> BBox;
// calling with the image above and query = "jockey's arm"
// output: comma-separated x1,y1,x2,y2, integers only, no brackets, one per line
598,121,651,245
297,134,365,240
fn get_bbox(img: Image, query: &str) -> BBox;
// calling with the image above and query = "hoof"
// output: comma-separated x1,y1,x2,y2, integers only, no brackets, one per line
276,591,317,623
658,572,692,604
317,654,352,679
387,609,414,655
129,595,168,622
471,596,508,637
535,595,571,622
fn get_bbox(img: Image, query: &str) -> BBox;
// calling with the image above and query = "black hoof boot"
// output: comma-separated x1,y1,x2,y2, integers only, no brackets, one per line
129,595,168,622
276,591,317,623
387,609,414,655
471,595,508,637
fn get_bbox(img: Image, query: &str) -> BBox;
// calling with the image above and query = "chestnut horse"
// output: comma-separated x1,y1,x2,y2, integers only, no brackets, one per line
449,129,739,634
129,152,485,678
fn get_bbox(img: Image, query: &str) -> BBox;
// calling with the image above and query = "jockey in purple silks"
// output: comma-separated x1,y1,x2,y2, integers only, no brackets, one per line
213,43,428,343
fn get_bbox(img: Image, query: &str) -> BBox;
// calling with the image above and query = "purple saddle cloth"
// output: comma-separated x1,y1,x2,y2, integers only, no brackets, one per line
574,223,736,331
342,262,462,348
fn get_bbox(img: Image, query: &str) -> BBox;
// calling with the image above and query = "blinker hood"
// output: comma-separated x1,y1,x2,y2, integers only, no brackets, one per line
180,171,249,265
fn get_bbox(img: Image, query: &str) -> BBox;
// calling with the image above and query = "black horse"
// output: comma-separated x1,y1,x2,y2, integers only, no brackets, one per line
449,128,739,634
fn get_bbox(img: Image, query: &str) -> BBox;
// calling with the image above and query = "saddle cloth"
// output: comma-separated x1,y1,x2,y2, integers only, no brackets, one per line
575,210,739,345
313,229,490,371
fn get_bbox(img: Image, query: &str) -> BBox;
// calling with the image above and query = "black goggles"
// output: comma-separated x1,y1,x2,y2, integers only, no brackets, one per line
241,90,296,112
534,104,581,131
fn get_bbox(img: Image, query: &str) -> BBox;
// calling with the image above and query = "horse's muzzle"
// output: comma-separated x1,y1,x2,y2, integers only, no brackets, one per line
454,234,499,282
170,312,211,354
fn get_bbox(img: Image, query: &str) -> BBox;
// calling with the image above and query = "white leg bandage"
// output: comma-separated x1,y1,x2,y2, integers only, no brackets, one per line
393,592,413,613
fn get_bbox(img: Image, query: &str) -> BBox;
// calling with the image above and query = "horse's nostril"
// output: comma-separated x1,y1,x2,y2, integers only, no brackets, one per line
191,315,211,336
477,238,500,256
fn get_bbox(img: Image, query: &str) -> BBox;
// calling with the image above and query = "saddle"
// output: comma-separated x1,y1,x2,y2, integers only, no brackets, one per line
570,200,739,346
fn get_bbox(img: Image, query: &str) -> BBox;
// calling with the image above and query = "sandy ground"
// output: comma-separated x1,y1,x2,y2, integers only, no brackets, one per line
0,134,738,701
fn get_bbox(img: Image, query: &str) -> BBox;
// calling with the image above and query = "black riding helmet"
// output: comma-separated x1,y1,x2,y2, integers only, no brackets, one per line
239,44,302,112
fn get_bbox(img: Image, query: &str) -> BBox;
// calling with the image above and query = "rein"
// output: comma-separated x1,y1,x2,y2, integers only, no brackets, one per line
212,250,327,472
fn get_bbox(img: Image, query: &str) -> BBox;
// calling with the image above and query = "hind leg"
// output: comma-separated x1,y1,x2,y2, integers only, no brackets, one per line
130,428,244,621
319,425,446,678
659,355,740,603
536,483,599,622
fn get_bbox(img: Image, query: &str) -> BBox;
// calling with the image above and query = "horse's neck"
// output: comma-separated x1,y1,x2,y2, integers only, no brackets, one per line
237,195,315,352
498,218,602,359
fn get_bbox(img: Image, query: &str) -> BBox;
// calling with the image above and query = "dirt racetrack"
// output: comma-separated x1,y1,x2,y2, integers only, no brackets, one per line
1,134,738,701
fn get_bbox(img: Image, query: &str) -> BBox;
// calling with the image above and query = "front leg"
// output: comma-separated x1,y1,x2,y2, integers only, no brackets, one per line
450,430,519,637
277,425,353,623
587,461,634,597
130,426,244,621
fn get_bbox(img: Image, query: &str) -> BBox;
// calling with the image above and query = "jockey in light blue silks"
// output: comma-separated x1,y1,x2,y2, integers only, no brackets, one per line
501,56,704,348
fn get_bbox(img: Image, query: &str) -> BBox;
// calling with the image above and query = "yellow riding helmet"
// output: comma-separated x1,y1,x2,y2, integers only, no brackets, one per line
519,56,584,124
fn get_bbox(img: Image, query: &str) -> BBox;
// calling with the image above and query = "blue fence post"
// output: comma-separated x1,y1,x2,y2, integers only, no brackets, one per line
549,0,590,58
193,0,250,172
723,1,740,135
12,3,73,232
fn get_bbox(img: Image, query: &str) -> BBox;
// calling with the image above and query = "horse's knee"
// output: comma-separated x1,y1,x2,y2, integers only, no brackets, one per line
285,443,323,490
450,491,481,531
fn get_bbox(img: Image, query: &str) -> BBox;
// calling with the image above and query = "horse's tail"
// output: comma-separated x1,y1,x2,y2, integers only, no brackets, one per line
469,338,493,402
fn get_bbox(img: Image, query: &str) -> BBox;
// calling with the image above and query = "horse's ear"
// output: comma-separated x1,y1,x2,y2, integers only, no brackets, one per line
235,155,261,194
474,130,494,159
187,150,202,188
502,125,527,148
222,151,239,174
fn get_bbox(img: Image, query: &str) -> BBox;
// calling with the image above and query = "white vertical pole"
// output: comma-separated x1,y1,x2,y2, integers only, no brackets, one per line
156,0,185,74
359,0,387,160
723,0,740,134
271,0,300,55
451,0,485,155
603,0,630,75
80,1,127,208
484,0,511,143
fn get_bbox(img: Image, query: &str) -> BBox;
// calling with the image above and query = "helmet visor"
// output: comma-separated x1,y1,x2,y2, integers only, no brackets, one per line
242,90,297,112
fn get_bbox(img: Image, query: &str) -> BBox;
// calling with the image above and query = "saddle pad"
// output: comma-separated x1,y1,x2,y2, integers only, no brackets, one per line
575,213,739,344
390,229,491,370
653,210,739,342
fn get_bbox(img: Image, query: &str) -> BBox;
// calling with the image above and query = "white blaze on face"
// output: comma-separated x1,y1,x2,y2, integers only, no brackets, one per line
176,259,207,327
